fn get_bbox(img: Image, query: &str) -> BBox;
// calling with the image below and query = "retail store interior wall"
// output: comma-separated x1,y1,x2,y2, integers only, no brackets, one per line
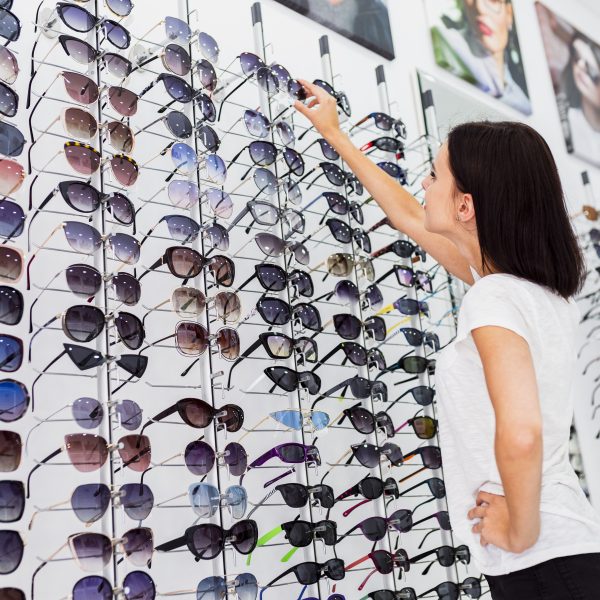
4,0,600,598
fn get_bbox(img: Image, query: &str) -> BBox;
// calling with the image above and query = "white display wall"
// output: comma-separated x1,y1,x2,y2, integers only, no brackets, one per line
3,0,600,599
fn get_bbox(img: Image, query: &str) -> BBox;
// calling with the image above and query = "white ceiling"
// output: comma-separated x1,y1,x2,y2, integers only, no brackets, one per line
577,0,600,16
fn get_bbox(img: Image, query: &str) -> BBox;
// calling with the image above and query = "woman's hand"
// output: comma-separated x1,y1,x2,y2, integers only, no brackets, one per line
293,79,341,142
468,490,539,553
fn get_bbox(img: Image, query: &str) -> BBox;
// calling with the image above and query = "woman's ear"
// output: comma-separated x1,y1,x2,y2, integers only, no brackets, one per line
456,193,476,224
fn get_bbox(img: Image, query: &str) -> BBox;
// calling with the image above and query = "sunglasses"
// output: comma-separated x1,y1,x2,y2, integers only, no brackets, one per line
32,181,134,227
29,482,153,527
264,558,345,588
181,439,247,477
0,81,16,117
351,111,406,138
254,232,309,265
282,519,337,547
69,572,154,600
350,441,403,468
269,409,330,431
375,266,433,294
419,578,482,600
138,246,235,287
325,253,375,282
0,200,24,243
338,403,394,437
410,544,470,575
241,109,295,146
382,353,436,377
27,433,151,497
255,296,321,330
194,574,257,600
186,482,247,520
30,305,144,355
372,239,420,259
245,442,320,474
248,483,334,518
388,385,436,410
314,375,387,404
337,508,414,543
333,313,386,341
360,135,405,158
302,137,340,161
135,42,191,77
392,297,430,318
395,415,438,439
335,476,399,502
314,280,382,310
157,520,258,560
236,263,313,297
228,200,305,237
377,161,407,184
305,191,364,225
312,341,385,372
141,397,243,434
265,366,322,395
325,218,371,253
403,445,443,469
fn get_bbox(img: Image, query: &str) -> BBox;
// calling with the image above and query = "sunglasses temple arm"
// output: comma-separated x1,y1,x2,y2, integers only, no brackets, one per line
226,339,259,389
397,479,424,497
335,523,359,544
130,54,158,74
281,545,299,563
226,145,247,169
358,567,378,591
238,414,269,443
264,467,295,489
263,564,296,590
344,554,370,572
28,115,60,174
226,205,250,234
136,254,165,282
180,358,199,377
28,80,53,142
28,314,59,361
216,77,250,122
342,498,371,518
140,403,178,434
30,348,67,411
26,447,63,498
154,534,187,553
246,488,277,519
139,221,159,247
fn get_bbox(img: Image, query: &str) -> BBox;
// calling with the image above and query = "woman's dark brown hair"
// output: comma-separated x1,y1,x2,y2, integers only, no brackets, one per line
447,121,585,299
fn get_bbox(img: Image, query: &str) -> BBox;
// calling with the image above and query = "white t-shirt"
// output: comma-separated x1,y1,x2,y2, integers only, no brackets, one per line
435,269,600,575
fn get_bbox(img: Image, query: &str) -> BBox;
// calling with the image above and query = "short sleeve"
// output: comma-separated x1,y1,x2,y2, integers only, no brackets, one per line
457,275,533,346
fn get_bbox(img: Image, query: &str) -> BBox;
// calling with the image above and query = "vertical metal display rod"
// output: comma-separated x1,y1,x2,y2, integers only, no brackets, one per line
582,171,596,209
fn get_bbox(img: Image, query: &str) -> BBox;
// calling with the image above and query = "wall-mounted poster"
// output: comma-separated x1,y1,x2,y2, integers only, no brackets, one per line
426,0,531,115
273,0,395,60
536,3,600,167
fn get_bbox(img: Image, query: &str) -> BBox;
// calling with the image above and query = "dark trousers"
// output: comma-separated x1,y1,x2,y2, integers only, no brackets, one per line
484,553,600,600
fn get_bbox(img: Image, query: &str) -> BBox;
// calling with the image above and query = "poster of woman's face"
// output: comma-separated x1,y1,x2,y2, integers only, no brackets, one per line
274,0,395,60
426,0,531,115
536,3,600,167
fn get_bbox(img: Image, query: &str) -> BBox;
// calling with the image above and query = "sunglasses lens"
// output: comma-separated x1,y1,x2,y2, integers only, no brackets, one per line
108,86,138,117
389,509,412,533
225,485,247,520
165,110,192,138
279,443,306,463
295,563,319,585
0,46,18,84
172,287,206,317
0,160,23,196
205,153,227,185
278,484,307,508
64,344,105,370
103,53,131,78
196,577,226,600
276,120,295,147
102,20,129,49
167,179,199,209
122,571,155,600
65,433,108,472
71,396,103,429
271,410,302,429
224,442,247,476
106,192,134,224
264,333,293,358
0,379,26,424
374,113,392,130
59,4,95,32
0,82,15,117
255,232,284,258
195,92,216,123
64,264,100,297
115,312,144,350
171,142,197,175
216,327,240,360
0,481,23,522
257,298,290,325
230,520,257,554
204,187,232,218
164,15,190,43
198,31,219,62
107,122,134,153
284,521,311,547
120,484,154,521
122,528,153,567
0,531,22,574
63,305,104,343
244,109,269,138
0,590,25,600
118,434,151,472
71,483,110,523
65,143,100,175
176,322,208,356
248,141,276,166
62,36,96,64
217,404,244,433
256,67,278,94
105,0,132,15
239,52,263,75
190,524,222,560
196,59,217,91
108,233,139,264
283,147,304,176
163,214,200,243
360,477,383,499
335,279,359,305
162,74,192,102
110,155,138,186
348,407,374,433
204,224,228,251
294,304,320,331
208,255,235,287
0,287,21,326
0,431,19,471
353,444,379,468
163,43,190,76
287,78,307,100
0,200,23,240
185,440,214,475
361,517,387,541
70,534,111,572
322,162,345,185
116,399,143,431
0,123,24,157
421,446,442,469
0,335,21,372
413,417,437,439
189,482,219,518
327,253,353,277
111,273,140,306
430,477,446,498
214,292,241,324
255,264,284,292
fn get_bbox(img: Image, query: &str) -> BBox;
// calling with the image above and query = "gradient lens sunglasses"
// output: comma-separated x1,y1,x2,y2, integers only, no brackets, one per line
26,433,151,497
235,263,313,298
349,441,403,468
183,483,247,520
351,111,406,138
254,296,321,330
28,482,153,528
156,520,258,559
0,158,25,196
68,571,155,600
332,313,386,341
193,574,257,600
264,366,322,395
311,341,385,373
263,558,345,589
336,508,413,543
247,483,334,519
334,403,395,437
303,191,363,225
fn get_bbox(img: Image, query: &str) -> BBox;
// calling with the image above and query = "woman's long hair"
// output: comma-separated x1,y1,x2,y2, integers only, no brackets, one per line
447,121,585,299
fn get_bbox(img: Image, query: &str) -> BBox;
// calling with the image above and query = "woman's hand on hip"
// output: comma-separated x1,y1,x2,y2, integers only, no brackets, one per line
294,79,341,142
468,490,539,553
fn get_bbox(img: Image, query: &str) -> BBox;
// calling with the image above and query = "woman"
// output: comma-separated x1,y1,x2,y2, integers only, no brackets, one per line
561,34,600,166
294,81,600,598
431,0,531,114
